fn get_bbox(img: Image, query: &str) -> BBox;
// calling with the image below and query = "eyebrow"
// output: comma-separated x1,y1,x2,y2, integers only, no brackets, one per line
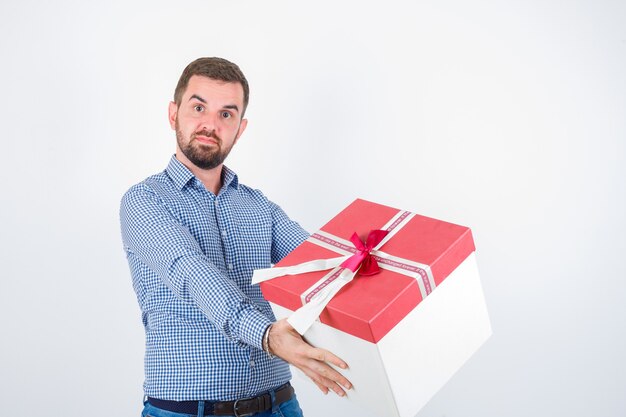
189,94,206,104
188,95,239,113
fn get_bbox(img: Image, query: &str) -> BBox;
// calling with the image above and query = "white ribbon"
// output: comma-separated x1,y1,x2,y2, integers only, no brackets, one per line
286,267,358,334
251,255,348,282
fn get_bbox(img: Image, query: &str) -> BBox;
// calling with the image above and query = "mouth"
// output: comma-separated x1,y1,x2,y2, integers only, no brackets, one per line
194,134,219,146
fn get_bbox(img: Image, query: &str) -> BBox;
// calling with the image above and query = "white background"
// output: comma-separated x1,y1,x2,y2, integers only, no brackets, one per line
1,1,624,416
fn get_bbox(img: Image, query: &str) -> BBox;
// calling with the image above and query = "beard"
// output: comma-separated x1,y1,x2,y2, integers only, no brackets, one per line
176,120,236,170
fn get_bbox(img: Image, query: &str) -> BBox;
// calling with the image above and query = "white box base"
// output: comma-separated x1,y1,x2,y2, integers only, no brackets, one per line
270,252,492,417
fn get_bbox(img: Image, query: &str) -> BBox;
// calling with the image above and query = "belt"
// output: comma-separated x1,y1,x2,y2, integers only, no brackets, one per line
147,382,294,417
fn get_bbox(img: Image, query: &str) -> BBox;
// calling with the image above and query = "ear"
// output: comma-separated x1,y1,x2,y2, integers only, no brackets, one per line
234,118,248,144
168,101,178,130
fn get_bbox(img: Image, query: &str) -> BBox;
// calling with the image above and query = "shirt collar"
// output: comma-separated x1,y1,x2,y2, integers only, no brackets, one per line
166,155,239,192
221,165,239,190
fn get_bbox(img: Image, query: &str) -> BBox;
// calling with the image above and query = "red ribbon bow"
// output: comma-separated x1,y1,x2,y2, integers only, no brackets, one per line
340,229,389,276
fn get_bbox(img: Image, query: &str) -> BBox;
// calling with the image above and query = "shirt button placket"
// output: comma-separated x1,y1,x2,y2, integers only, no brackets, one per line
215,197,233,273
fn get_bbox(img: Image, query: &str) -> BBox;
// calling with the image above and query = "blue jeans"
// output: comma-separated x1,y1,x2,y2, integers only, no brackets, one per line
141,394,304,417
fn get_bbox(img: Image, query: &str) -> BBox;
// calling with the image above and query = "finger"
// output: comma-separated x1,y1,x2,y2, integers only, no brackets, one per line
301,367,329,395
305,356,352,390
312,378,329,395
310,347,349,370
305,358,352,394
326,379,348,397
303,365,347,397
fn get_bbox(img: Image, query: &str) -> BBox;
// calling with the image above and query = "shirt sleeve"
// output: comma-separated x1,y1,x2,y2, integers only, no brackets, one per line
120,184,271,349
269,199,310,264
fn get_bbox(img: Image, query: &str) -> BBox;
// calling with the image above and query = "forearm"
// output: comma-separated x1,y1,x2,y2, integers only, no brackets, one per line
175,255,271,348
121,185,270,348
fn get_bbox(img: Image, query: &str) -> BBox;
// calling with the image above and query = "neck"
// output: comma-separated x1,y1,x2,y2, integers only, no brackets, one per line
175,152,223,195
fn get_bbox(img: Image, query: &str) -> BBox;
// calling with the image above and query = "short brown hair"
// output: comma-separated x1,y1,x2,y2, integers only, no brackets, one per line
173,57,250,116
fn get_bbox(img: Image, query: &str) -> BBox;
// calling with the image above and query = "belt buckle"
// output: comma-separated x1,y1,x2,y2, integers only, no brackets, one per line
233,398,255,417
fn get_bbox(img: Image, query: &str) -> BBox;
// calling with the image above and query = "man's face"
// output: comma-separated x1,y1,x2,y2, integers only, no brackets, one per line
169,75,248,170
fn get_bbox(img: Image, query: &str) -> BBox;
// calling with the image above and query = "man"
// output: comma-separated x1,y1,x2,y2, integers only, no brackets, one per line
120,57,351,417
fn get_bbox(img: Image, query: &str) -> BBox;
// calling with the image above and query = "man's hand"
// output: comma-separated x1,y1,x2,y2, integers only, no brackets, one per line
268,319,352,396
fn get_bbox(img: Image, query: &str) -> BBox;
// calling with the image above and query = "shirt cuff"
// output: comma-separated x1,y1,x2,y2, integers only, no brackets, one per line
238,310,273,350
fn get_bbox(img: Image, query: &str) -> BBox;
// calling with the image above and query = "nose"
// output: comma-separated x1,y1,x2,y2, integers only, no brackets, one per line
199,112,218,133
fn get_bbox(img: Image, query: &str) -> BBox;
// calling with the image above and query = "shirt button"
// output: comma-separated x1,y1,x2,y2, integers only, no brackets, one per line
250,359,255,367
221,230,227,237
227,263,233,270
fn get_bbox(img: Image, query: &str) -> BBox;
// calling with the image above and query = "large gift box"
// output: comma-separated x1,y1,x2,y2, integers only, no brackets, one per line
253,199,492,417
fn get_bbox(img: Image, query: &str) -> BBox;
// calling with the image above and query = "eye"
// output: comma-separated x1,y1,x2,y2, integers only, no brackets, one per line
194,105,204,112
221,111,231,119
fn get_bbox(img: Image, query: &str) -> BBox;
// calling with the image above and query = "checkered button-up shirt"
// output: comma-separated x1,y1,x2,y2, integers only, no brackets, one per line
120,156,308,401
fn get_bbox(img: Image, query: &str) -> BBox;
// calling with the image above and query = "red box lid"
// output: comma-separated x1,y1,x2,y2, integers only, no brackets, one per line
260,198,475,343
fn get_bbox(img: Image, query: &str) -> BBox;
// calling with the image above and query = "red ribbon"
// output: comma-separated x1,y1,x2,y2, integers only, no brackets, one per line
340,229,389,276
